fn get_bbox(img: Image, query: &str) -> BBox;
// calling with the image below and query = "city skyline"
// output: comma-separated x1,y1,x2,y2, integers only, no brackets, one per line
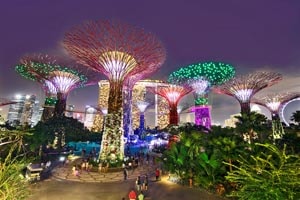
1,0,300,124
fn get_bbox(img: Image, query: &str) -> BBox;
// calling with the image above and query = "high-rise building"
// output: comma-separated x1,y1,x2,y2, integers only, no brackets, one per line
7,94,36,127
92,80,170,132
31,100,43,127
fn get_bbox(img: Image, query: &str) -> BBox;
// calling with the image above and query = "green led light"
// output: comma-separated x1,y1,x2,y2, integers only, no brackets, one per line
195,97,208,105
168,62,235,86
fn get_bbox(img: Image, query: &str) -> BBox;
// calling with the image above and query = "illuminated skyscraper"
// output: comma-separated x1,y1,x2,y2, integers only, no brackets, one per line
7,94,36,127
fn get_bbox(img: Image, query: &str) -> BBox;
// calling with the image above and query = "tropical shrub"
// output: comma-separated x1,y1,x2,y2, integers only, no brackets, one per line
0,130,30,200
225,143,300,200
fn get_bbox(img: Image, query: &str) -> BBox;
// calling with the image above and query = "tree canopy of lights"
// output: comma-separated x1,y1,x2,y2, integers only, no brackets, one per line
149,85,192,125
168,62,235,128
252,92,300,140
63,19,166,163
168,62,235,94
252,92,300,119
15,54,91,118
213,71,282,114
15,54,58,120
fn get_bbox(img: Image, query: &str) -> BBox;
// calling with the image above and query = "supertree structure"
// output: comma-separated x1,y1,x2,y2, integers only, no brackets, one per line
213,71,282,114
168,62,235,129
16,54,91,119
63,19,166,163
149,85,192,125
47,68,89,117
252,92,300,140
16,54,58,121
39,80,57,121
123,63,165,137
136,100,150,133
0,98,16,107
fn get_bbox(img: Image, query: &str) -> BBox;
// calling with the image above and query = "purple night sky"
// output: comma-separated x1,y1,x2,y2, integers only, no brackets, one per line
1,0,300,124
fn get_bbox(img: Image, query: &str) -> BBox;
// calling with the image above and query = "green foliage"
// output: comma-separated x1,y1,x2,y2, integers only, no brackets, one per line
194,151,224,189
225,143,300,200
0,130,30,200
27,116,101,151
290,110,300,125
162,125,226,189
235,111,271,143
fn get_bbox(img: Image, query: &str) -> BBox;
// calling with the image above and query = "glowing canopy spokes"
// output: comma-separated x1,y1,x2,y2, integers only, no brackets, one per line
43,80,57,96
188,78,210,95
100,51,137,81
149,85,192,125
49,71,82,94
214,71,282,113
252,92,300,113
234,89,254,103
63,19,166,82
136,101,150,112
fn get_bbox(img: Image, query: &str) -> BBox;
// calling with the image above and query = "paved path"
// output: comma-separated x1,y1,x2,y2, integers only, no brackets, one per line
27,158,226,200
51,160,157,183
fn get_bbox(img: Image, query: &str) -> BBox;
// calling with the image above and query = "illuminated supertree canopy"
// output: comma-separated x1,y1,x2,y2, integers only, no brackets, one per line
252,92,300,140
47,68,89,117
63,19,166,163
168,62,235,93
16,54,58,120
149,85,192,125
213,71,282,114
63,19,166,113
252,92,300,120
168,62,235,128
15,54,92,118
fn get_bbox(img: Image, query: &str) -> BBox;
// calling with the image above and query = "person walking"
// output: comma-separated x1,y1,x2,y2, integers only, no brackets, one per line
155,168,160,181
123,168,128,181
142,175,148,191
138,191,144,200
136,176,142,191
128,189,137,200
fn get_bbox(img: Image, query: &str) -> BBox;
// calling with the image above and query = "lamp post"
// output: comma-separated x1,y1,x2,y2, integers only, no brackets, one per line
136,101,149,134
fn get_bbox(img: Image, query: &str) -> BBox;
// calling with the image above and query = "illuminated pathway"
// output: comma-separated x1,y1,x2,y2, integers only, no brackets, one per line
27,159,225,200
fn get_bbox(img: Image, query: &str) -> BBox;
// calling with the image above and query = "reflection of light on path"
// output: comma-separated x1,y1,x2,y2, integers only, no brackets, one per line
280,97,300,126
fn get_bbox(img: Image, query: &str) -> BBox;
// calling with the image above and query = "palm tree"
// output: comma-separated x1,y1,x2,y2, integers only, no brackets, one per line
235,111,268,143
290,110,300,125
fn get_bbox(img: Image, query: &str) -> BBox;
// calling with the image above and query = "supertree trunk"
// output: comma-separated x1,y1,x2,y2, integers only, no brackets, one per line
41,105,54,122
271,112,284,141
54,92,67,117
99,110,124,162
100,81,124,162
194,105,211,129
169,104,179,125
193,93,211,129
108,81,123,113
139,112,145,132
271,112,280,121
240,102,251,114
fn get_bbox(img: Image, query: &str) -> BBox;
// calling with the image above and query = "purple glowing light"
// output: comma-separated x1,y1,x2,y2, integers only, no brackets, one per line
188,78,210,95
49,71,81,94
234,89,253,102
